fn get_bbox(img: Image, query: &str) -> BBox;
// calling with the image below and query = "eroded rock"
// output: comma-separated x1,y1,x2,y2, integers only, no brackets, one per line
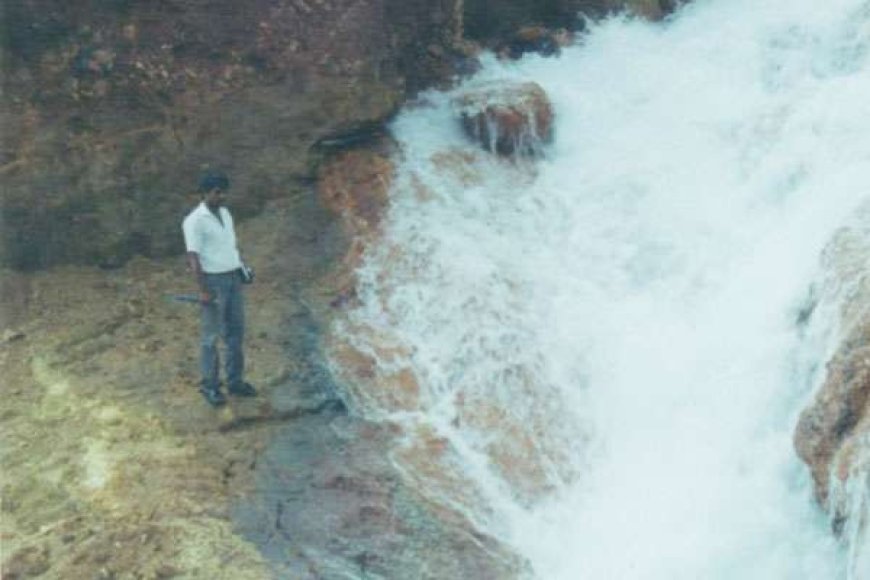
316,143,396,305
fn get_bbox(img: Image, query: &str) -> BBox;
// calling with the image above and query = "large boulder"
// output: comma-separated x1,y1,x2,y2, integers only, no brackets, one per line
453,81,554,156
0,0,463,269
794,205,870,534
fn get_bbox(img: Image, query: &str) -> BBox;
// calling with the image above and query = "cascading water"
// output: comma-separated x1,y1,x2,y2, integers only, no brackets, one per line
328,0,870,577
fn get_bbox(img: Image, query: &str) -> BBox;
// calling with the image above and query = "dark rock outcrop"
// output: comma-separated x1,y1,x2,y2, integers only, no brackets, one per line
463,0,677,43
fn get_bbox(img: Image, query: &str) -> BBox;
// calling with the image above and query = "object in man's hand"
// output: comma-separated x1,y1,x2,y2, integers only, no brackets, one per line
239,264,255,284
165,293,218,305
166,294,202,304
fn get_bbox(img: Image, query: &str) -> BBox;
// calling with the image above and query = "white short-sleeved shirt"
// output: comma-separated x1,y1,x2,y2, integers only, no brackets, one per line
182,202,243,274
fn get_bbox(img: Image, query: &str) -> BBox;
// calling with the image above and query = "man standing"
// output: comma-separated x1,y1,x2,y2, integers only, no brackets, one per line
182,170,257,406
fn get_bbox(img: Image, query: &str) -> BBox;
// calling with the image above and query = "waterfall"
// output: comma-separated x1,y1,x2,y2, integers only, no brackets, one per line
328,0,870,577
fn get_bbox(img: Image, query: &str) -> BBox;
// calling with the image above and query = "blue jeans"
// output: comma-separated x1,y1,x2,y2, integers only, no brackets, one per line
200,271,245,391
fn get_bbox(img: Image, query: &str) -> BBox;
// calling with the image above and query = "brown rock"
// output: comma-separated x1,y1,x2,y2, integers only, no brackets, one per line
317,147,395,240
794,207,870,531
326,311,579,506
316,144,396,303
454,81,554,156
794,346,870,505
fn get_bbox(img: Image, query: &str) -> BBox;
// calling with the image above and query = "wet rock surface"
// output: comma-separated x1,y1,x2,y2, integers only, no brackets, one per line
795,342,870,507
320,141,581,522
317,143,396,240
794,207,870,532
454,81,554,156
233,413,527,579
316,142,396,303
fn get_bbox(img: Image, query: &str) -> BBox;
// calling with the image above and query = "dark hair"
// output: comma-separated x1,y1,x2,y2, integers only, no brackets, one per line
198,171,229,193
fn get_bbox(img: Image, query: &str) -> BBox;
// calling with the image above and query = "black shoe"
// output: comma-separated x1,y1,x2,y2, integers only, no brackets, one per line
228,382,257,397
200,387,227,407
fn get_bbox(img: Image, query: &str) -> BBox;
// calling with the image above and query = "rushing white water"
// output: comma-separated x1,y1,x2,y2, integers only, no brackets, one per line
332,0,870,577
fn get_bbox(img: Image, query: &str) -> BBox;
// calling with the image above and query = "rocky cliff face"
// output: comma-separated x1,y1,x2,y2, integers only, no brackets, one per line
0,0,463,269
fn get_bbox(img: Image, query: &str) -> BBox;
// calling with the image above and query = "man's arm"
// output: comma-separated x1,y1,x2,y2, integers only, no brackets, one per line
228,209,244,264
187,252,212,304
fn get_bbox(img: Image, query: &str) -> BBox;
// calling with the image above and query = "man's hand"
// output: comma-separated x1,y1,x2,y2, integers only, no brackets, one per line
187,252,213,305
